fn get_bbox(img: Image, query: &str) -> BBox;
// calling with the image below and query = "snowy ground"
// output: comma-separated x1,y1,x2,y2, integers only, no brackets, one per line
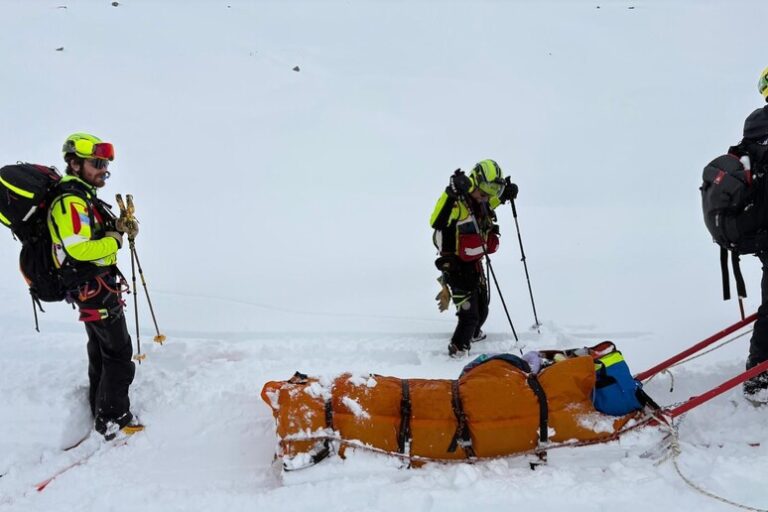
1,320,766,512
2,0,768,511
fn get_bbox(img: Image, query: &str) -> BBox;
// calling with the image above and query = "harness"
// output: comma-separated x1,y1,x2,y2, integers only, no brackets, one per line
76,271,130,322
48,180,122,299
78,301,126,322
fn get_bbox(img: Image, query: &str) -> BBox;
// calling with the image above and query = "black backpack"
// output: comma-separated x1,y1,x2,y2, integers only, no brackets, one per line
0,163,68,309
700,140,768,300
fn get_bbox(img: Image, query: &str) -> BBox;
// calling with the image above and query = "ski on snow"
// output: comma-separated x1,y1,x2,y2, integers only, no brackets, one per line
35,432,135,492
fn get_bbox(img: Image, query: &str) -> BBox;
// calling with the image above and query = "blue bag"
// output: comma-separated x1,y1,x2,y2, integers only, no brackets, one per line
592,349,643,416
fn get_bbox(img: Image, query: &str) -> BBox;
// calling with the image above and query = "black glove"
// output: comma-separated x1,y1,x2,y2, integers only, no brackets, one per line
499,177,519,203
446,169,472,198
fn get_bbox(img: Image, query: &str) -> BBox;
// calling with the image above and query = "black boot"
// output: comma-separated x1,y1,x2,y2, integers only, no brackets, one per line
743,370,768,404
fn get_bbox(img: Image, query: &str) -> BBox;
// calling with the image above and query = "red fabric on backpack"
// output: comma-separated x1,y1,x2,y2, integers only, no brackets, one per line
457,232,499,262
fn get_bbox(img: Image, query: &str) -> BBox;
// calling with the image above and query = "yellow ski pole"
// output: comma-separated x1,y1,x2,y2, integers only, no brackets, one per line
116,194,144,362
125,195,166,346
116,194,166,363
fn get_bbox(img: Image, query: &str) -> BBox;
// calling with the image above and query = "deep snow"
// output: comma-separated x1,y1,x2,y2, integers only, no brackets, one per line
2,1,768,511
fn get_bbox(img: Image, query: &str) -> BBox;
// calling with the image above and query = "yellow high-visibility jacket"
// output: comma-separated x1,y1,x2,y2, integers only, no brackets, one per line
47,175,118,283
430,191,501,256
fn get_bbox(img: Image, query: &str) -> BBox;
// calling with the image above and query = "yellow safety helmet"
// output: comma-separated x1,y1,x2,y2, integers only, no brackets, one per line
470,159,505,197
62,133,115,161
758,66,768,99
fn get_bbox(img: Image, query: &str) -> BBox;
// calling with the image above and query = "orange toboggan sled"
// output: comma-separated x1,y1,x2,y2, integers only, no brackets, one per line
261,349,648,469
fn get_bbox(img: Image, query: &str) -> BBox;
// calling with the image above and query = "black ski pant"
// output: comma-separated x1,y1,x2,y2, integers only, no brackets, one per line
748,254,768,371
438,256,489,350
74,273,135,433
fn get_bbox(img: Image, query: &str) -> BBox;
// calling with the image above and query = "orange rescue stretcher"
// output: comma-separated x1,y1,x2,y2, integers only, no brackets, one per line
262,315,768,470
261,344,655,470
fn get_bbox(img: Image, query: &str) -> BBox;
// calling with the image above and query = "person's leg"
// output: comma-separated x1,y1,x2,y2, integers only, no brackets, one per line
450,290,480,352
473,284,489,340
746,255,768,395
85,323,102,417
91,304,135,430
446,261,482,354
77,281,136,433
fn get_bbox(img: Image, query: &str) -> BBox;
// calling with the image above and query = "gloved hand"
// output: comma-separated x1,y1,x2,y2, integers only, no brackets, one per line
105,231,124,249
446,169,472,198
435,276,452,312
116,217,139,239
127,222,139,239
499,177,519,203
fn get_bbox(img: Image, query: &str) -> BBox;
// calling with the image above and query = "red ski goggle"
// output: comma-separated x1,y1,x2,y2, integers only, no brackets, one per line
65,140,115,161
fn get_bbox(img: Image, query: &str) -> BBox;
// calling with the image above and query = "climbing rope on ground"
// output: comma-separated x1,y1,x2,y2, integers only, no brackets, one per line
654,418,767,512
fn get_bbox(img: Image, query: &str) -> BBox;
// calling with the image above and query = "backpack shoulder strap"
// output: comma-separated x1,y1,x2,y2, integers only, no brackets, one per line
720,247,731,301
720,248,748,302
50,181,84,208
732,251,747,299
47,184,96,259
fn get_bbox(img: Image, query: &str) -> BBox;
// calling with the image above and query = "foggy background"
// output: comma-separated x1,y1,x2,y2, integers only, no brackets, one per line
1,0,766,370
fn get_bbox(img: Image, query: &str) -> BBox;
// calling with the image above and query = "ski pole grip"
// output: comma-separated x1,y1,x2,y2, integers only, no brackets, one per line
115,194,126,214
510,198,518,218
126,195,135,216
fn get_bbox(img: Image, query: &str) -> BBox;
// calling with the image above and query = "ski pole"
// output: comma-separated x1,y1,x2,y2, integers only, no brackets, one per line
129,237,145,363
509,198,541,333
117,194,145,363
130,241,166,345
116,194,166,362
459,196,519,343
124,194,166,346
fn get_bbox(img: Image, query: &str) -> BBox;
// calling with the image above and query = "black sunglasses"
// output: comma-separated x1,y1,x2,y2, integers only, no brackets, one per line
89,159,110,170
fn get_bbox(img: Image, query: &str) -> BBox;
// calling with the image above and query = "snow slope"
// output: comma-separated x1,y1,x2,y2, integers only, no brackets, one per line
2,326,766,512
2,1,768,511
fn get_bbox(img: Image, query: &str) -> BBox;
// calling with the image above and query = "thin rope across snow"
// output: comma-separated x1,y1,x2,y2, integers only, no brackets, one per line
656,420,768,512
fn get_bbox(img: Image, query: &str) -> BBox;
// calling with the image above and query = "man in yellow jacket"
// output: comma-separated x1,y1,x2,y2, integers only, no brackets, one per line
48,133,142,440
430,160,518,356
